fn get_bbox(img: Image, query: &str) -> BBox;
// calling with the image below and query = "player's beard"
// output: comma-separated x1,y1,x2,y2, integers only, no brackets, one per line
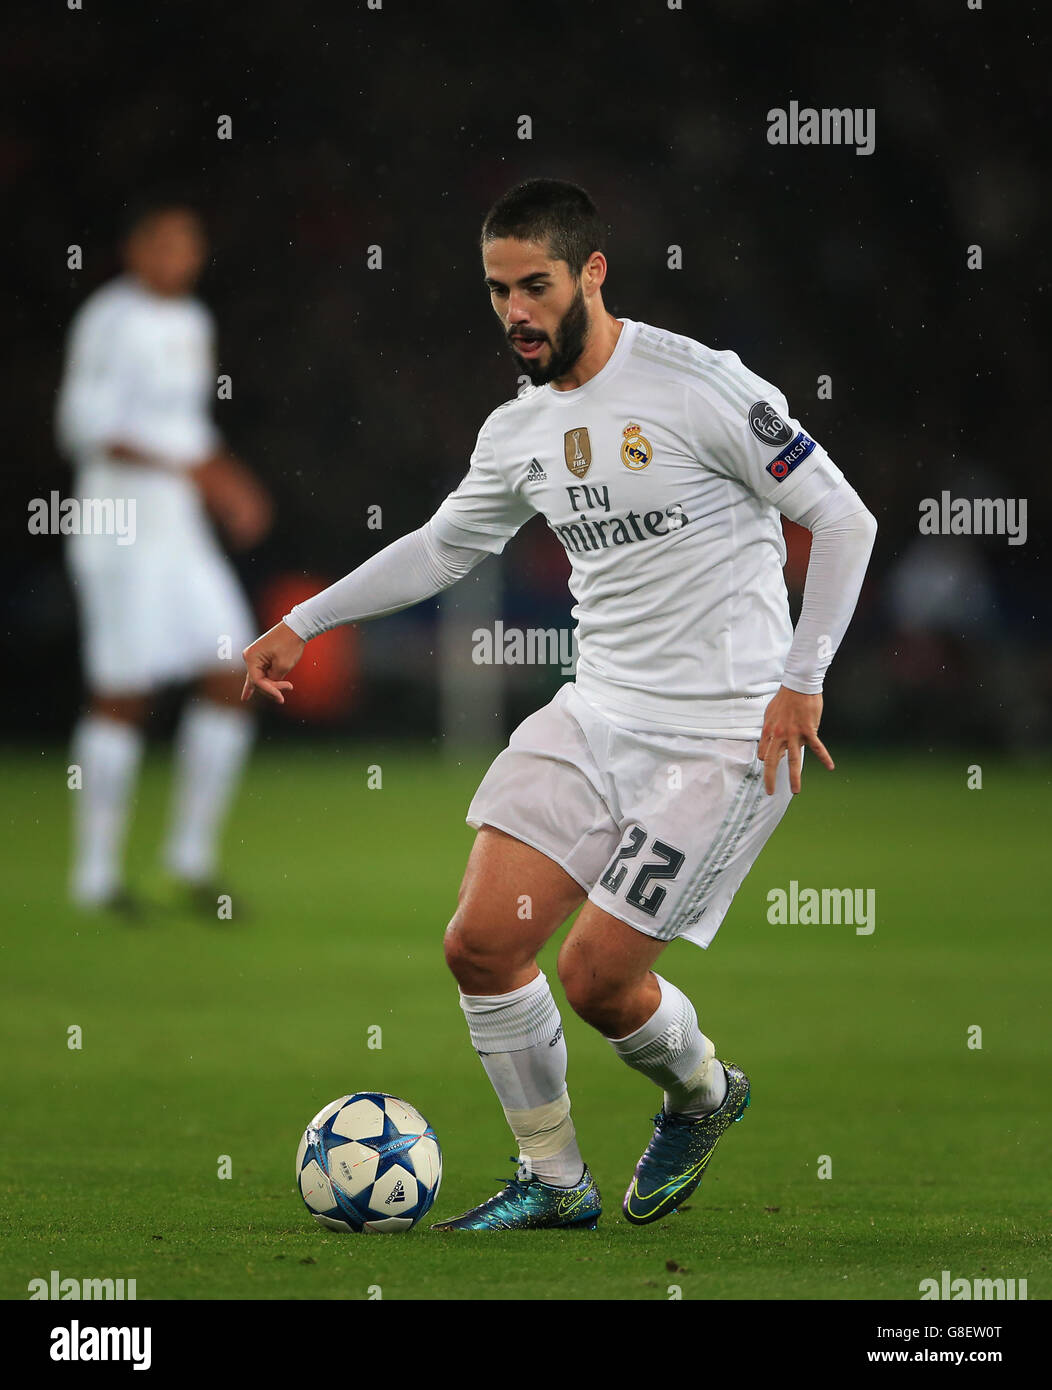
507,283,589,386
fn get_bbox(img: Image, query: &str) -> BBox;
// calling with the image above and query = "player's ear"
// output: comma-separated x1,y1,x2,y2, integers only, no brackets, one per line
582,251,607,294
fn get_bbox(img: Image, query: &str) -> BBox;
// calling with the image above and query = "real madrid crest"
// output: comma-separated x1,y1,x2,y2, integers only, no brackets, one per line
564,427,592,479
621,422,652,470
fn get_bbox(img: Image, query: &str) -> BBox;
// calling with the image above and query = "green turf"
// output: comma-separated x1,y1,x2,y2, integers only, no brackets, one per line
0,742,1047,1300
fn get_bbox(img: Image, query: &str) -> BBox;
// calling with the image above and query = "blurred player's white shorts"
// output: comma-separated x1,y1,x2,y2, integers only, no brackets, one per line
467,682,795,949
65,467,256,694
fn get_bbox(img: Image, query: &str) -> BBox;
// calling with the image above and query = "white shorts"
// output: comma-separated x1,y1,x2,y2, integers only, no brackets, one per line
467,683,795,949
66,514,256,695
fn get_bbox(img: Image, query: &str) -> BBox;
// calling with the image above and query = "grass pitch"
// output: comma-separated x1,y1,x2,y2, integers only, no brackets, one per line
0,741,1047,1301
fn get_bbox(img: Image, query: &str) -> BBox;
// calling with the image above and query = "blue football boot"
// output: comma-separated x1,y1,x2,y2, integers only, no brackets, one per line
623,1062,750,1226
431,1161,601,1231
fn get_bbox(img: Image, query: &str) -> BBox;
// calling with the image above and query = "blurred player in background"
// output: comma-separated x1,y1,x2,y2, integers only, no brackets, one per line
242,179,877,1229
56,204,271,915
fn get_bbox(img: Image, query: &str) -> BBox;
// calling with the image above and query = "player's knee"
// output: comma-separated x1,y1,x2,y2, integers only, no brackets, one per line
443,911,513,993
442,916,470,980
90,694,148,727
557,943,617,1029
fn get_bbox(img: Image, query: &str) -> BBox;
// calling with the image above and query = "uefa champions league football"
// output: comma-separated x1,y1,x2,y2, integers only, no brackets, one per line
295,1092,442,1233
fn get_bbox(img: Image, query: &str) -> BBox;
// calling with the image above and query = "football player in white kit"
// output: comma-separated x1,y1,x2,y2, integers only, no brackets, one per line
57,205,271,916
242,181,877,1229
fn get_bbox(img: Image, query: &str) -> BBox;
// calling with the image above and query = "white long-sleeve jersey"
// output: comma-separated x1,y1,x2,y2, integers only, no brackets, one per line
287,318,876,738
430,318,876,734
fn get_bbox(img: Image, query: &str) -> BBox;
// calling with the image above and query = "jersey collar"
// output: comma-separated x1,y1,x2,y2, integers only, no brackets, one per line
543,318,637,402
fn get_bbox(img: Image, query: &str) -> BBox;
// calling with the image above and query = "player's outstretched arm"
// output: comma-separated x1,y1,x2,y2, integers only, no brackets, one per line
240,521,491,705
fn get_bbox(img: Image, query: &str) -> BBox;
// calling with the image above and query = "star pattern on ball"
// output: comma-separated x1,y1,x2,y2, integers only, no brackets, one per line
319,1106,422,1179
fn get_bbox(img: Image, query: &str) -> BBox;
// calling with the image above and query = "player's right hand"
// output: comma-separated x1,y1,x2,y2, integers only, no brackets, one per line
241,621,305,704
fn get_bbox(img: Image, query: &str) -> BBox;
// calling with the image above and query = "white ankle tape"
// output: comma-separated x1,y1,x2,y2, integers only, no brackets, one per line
672,1036,717,1090
503,1091,574,1159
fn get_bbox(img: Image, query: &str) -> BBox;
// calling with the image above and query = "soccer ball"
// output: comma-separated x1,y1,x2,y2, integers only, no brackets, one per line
295,1092,442,1233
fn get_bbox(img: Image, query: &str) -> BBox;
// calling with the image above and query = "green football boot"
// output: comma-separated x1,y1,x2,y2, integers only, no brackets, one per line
623,1062,751,1226
432,1161,601,1232
145,873,246,923
76,888,150,925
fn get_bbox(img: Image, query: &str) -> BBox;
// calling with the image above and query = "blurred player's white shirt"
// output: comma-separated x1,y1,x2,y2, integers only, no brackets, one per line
56,275,253,691
57,275,220,526
432,318,849,737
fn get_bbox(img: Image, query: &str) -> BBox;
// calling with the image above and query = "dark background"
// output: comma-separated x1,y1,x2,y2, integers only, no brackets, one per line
5,0,1048,746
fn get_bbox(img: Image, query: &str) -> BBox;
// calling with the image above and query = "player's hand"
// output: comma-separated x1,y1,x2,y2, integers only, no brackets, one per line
106,440,158,466
193,453,273,551
757,686,834,796
241,621,305,704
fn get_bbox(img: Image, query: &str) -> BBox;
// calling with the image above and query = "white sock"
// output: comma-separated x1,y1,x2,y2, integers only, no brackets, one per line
607,974,728,1117
164,700,254,883
460,970,584,1187
70,714,144,905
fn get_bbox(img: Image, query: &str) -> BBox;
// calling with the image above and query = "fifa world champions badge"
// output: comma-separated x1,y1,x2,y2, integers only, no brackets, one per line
564,426,592,478
621,422,653,470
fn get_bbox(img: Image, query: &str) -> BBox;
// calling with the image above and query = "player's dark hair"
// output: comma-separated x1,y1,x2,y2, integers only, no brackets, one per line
119,197,204,242
481,179,604,277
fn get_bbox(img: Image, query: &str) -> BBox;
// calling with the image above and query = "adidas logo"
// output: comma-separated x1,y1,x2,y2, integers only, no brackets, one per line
526,458,547,482
385,1179,406,1205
